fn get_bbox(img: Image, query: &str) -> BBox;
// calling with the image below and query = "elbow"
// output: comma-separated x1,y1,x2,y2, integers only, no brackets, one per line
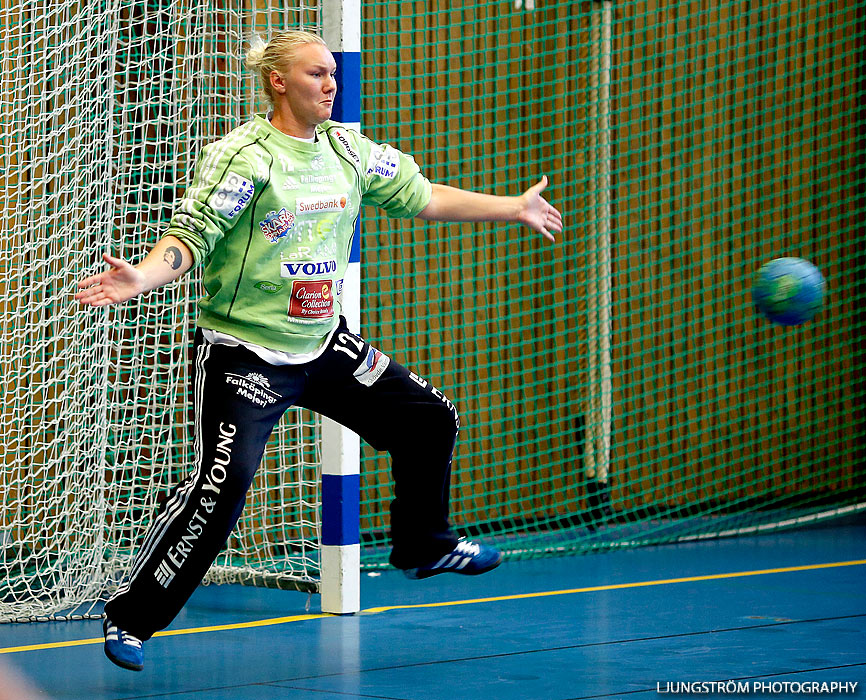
415,183,442,221
415,201,436,221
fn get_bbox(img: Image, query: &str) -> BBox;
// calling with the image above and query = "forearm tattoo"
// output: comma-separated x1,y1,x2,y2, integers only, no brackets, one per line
163,246,183,270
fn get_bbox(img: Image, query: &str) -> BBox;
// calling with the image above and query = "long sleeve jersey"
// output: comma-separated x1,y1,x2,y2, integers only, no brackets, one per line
165,115,432,354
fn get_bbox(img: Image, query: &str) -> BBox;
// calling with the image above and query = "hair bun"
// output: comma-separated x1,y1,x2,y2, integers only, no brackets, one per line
245,34,268,68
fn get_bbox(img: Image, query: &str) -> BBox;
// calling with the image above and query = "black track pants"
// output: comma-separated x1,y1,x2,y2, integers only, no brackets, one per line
105,318,460,640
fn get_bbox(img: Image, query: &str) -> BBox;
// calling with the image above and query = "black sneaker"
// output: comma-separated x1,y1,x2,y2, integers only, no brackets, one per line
402,538,503,580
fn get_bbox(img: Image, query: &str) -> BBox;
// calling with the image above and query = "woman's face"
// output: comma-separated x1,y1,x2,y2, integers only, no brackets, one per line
274,43,337,130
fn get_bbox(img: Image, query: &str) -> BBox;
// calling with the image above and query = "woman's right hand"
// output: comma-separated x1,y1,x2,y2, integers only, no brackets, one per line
75,253,147,307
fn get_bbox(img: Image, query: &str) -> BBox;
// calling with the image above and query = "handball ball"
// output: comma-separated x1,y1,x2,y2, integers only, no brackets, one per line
752,257,825,326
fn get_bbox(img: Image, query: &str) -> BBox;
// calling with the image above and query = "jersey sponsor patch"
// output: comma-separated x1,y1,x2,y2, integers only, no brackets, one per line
209,171,255,219
281,259,338,278
254,281,283,294
225,372,282,408
353,347,390,387
259,208,296,243
289,279,334,320
366,145,400,180
332,128,361,164
296,194,348,215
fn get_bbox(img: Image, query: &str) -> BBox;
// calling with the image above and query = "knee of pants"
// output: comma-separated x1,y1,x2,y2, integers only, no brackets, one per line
435,397,460,439
395,397,460,454
199,451,261,499
198,441,264,499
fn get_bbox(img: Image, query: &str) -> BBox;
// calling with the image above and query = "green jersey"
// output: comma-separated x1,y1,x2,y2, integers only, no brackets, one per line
165,115,432,354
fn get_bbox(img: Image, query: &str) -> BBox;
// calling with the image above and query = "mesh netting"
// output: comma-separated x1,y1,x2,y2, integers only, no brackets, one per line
0,1,322,623
357,0,865,564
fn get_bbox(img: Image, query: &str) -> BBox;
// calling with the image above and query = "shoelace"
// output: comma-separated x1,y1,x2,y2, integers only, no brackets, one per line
455,539,481,557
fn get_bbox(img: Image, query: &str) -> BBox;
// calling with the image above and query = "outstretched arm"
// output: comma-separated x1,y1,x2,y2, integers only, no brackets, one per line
415,176,563,242
75,236,194,307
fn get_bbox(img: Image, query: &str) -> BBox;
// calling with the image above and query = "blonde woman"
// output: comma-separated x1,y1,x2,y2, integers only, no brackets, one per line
77,30,563,672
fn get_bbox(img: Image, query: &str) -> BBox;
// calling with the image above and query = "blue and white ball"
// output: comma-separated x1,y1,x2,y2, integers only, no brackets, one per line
752,257,825,326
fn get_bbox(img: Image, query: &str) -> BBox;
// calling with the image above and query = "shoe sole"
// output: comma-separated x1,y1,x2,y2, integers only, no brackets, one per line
104,649,144,672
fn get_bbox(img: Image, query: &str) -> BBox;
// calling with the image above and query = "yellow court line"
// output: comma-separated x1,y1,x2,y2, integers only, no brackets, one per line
0,614,329,655
2,558,863,656
362,559,866,613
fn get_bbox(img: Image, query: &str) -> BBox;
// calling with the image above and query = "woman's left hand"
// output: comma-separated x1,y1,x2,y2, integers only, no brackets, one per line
517,176,563,243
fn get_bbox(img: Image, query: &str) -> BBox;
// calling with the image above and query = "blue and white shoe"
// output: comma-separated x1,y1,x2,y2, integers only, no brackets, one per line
103,618,144,671
403,538,503,580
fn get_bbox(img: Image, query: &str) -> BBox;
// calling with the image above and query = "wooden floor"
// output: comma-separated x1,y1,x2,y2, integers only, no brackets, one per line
2,521,865,699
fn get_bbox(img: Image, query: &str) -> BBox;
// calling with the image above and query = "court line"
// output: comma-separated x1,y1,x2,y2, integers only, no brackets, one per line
2,558,863,656
60,617,866,700
360,559,866,614
0,613,330,655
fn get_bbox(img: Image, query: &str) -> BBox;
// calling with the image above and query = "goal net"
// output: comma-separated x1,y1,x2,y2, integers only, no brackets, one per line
356,0,864,563
0,1,323,623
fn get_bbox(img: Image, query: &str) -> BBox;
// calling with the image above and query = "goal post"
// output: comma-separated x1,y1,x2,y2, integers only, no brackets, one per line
320,0,362,615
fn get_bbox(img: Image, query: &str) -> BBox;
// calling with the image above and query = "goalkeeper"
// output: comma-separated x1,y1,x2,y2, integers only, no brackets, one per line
76,30,563,672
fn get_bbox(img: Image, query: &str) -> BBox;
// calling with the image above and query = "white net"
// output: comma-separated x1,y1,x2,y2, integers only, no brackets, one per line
0,0,322,623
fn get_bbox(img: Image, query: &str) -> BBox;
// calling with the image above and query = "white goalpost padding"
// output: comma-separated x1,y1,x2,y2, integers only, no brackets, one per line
320,0,363,615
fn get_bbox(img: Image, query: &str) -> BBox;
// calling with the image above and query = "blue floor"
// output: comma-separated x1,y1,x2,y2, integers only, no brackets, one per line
2,524,864,699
